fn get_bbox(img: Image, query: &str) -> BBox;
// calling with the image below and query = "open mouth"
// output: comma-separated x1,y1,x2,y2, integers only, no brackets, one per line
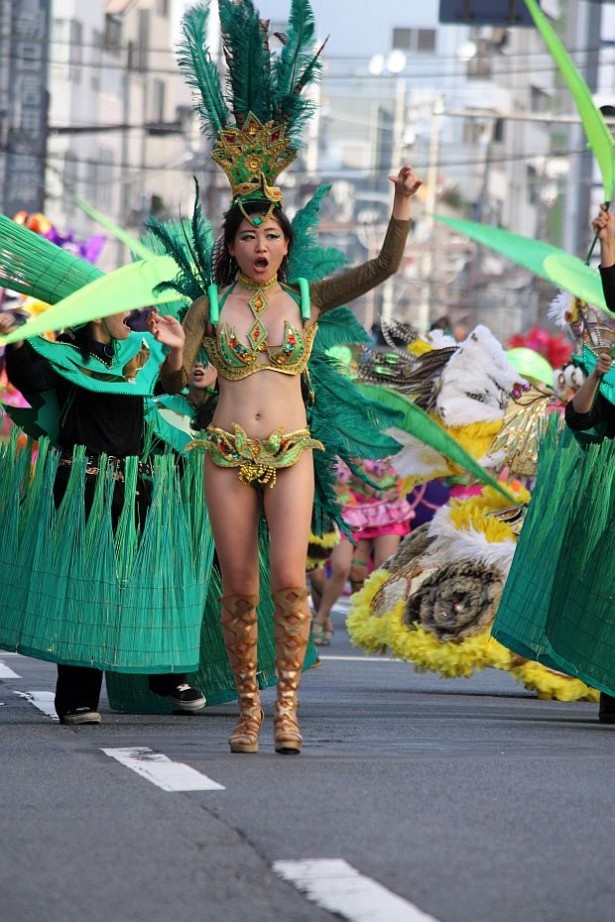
254,258,269,270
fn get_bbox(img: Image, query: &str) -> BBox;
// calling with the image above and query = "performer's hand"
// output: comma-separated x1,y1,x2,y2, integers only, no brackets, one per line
389,165,422,198
148,310,185,349
594,351,613,377
592,205,615,240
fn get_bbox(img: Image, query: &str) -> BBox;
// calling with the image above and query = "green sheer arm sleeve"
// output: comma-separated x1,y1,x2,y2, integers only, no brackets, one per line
309,218,410,315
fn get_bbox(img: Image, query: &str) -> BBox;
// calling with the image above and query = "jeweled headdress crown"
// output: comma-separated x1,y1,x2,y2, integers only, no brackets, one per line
178,0,326,214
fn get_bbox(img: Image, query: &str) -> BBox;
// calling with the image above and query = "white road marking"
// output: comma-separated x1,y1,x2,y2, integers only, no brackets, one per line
14,690,58,719
0,661,22,678
318,655,394,663
102,747,225,792
273,859,441,922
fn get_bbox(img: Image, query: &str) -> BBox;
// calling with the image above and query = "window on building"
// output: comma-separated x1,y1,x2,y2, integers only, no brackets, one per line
466,38,492,78
51,19,69,81
530,85,551,114
97,149,114,211
155,0,170,16
63,152,79,209
69,20,83,84
136,9,150,73
493,117,504,143
392,28,436,53
527,163,539,206
104,14,122,56
462,119,484,146
91,29,102,90
152,79,166,124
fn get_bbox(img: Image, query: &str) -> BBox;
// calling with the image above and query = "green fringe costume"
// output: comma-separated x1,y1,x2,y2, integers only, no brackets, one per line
492,414,615,696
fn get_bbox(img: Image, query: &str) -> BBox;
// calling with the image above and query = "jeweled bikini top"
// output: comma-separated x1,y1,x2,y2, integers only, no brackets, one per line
203,280,317,381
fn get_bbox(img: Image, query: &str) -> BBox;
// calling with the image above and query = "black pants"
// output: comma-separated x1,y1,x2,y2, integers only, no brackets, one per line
53,466,186,718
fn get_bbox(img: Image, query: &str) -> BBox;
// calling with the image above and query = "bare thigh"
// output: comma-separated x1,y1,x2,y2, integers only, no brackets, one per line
263,450,314,591
204,456,261,595
373,533,401,569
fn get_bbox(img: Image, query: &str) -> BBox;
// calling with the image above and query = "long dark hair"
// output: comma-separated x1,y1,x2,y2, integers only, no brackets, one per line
214,199,294,286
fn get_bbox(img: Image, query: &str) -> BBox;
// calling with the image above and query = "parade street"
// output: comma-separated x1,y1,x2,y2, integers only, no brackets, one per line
1,598,613,922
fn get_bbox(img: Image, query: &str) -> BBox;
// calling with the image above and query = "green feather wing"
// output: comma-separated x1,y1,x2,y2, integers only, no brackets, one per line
314,306,370,351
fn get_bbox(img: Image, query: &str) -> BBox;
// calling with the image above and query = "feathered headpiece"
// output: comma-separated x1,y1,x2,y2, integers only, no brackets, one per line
178,0,326,222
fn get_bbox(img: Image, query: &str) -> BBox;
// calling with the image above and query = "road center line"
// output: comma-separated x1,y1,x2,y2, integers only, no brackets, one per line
273,859,441,922
0,661,22,678
102,747,225,792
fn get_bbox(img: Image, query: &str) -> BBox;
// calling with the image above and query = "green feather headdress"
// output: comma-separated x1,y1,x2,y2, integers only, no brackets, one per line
178,0,326,211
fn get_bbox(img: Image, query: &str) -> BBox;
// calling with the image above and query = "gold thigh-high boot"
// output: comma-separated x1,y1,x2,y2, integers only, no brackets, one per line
272,586,311,755
220,593,264,754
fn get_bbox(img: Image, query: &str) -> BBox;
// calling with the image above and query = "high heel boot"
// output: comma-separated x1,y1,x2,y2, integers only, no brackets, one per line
220,593,264,753
272,586,311,754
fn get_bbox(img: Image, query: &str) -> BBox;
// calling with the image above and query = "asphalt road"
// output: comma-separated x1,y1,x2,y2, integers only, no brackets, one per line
1,600,614,922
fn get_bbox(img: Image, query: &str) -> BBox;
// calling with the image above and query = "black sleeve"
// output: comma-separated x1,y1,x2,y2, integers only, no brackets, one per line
4,342,57,394
599,264,615,312
565,392,615,433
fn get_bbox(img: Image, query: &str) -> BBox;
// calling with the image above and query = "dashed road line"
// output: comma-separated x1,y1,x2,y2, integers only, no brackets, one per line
0,661,22,678
102,747,225,791
13,690,58,719
273,859,440,922
318,655,394,663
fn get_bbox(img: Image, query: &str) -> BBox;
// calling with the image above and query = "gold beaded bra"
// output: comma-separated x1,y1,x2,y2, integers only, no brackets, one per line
203,281,317,381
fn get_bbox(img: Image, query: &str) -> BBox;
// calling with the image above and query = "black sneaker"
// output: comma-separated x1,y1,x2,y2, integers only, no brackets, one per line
60,708,101,726
166,683,206,713
599,692,615,724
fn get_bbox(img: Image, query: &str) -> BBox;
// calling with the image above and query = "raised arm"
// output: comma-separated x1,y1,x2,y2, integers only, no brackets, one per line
156,296,210,393
592,206,615,311
310,166,422,316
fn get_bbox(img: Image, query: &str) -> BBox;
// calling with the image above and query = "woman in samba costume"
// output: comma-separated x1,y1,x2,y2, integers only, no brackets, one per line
160,0,421,755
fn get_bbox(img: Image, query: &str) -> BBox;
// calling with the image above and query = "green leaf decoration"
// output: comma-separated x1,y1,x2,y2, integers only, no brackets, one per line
434,213,610,312
359,383,518,504
73,196,156,261
524,0,614,202
0,255,181,345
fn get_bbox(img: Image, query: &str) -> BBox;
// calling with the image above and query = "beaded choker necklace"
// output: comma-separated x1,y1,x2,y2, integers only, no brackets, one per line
236,272,278,351
237,272,278,292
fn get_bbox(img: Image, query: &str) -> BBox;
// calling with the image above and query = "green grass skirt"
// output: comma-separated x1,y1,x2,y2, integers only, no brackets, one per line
0,434,213,673
492,416,615,696
0,432,316,712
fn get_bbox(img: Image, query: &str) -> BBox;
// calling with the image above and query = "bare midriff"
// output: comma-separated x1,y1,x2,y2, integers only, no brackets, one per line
213,369,307,438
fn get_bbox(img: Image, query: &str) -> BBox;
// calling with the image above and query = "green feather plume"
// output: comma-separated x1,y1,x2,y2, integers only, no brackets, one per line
272,0,324,142
145,180,214,303
288,185,347,283
218,0,273,125
307,349,403,537
177,2,229,139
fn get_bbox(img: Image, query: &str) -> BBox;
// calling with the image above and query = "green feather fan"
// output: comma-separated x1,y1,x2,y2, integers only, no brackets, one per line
0,214,103,303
